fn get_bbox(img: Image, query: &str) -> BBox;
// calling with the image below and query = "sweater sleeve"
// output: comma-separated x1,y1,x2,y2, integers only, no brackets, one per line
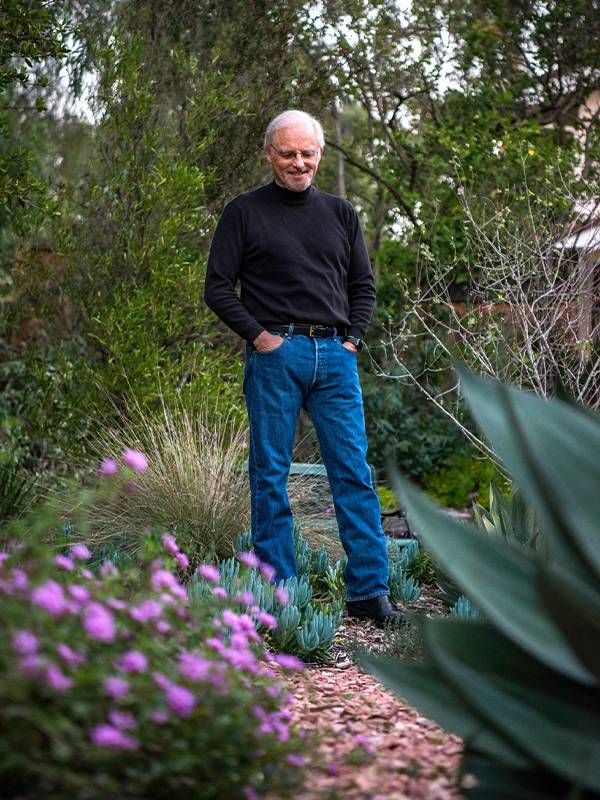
346,207,376,339
203,201,265,342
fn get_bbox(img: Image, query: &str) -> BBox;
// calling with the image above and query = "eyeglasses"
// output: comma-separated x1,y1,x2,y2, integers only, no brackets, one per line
269,144,320,161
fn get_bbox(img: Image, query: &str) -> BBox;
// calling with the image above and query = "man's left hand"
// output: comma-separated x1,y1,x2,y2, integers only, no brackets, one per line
342,341,358,352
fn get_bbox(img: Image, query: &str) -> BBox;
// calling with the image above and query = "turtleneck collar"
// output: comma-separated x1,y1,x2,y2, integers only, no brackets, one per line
270,180,315,205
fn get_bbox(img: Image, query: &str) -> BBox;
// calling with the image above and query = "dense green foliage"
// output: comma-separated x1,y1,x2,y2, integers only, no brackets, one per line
361,366,600,798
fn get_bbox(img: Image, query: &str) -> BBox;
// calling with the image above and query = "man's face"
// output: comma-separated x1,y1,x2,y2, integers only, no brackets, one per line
265,123,323,192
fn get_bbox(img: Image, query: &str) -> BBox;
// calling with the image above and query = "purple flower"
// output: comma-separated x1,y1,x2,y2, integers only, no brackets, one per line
97,457,119,477
122,448,148,473
175,552,189,570
165,684,196,717
236,590,254,606
237,551,260,569
153,672,172,691
259,562,276,582
286,754,307,767
71,544,91,560
57,643,86,666
31,580,67,617
10,568,29,591
108,709,137,730
162,533,179,556
354,734,375,755
45,664,74,692
115,650,148,673
272,653,305,671
53,554,75,572
106,597,127,611
155,619,171,634
104,676,130,700
100,560,118,577
130,599,162,623
178,651,211,682
83,602,116,642
81,568,93,580
151,569,181,593
91,724,138,750
257,611,277,630
20,654,42,677
243,788,260,800
12,630,39,656
212,587,228,600
196,564,220,583
150,708,169,725
275,586,289,605
67,584,91,605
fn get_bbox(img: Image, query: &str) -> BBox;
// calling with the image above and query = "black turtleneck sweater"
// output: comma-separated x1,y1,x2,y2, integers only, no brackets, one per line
204,181,376,343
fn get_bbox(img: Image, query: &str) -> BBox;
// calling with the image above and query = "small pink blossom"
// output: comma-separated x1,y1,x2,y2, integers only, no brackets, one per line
53,554,75,571
115,650,148,673
272,653,305,671
71,543,91,560
106,597,127,611
97,457,119,477
275,586,289,605
122,448,148,473
91,723,138,750
155,619,171,634
175,552,189,570
259,562,276,582
104,676,130,699
57,643,86,666
20,654,42,677
10,568,28,591
100,560,118,577
165,684,196,717
130,599,162,623
81,568,93,580
12,630,39,656
83,602,116,643
31,580,67,617
286,753,307,767
196,564,220,583
108,709,137,730
178,651,212,682
237,551,260,569
212,587,228,600
150,708,169,725
236,590,254,606
151,569,182,593
162,533,179,556
243,788,260,800
45,664,74,692
68,584,90,604
257,611,277,630
354,734,376,755
152,672,172,691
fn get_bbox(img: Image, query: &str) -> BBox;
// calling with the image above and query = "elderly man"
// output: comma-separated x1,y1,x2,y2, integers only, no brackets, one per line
204,109,401,626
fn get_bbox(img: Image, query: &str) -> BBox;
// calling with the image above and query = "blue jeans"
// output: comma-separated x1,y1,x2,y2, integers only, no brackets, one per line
243,332,389,602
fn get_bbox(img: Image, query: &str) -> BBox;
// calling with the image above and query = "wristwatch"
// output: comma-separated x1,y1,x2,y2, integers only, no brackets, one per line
344,336,363,351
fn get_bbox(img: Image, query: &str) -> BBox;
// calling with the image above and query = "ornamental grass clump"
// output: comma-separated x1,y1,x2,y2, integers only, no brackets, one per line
0,516,308,799
68,404,249,563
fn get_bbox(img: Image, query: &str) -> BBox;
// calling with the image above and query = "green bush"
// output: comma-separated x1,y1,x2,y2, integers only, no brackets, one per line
422,451,504,509
360,366,600,799
0,496,309,799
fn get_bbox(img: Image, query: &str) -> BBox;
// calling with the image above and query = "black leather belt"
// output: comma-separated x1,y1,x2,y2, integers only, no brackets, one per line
269,323,348,338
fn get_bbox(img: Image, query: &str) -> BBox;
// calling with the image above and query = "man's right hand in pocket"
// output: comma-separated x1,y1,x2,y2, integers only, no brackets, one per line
253,331,285,353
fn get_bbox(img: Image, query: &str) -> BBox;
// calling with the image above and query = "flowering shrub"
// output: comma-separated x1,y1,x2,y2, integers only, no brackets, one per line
0,521,308,799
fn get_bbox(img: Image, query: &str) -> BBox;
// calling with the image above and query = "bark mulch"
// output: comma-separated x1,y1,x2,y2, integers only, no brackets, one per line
283,589,465,799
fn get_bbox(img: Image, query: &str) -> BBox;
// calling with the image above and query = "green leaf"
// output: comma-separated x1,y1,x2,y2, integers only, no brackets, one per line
358,651,530,767
537,566,600,681
425,619,600,791
391,473,594,684
455,365,600,586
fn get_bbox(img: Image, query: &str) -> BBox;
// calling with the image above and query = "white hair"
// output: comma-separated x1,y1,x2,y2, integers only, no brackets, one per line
263,110,325,150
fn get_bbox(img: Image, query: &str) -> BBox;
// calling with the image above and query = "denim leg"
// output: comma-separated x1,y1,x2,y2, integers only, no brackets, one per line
305,338,389,601
243,340,304,582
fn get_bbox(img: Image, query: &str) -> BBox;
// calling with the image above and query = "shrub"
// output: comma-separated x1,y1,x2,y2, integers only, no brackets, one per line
61,406,249,564
0,519,309,799
360,366,600,798
422,451,502,509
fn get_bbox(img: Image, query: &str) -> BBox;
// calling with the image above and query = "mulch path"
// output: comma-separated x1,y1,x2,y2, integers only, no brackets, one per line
284,588,464,799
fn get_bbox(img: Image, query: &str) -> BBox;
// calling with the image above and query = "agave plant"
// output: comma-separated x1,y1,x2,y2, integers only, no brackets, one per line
359,365,600,799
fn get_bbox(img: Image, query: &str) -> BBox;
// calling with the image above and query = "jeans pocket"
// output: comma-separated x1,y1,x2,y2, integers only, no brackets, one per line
254,335,286,355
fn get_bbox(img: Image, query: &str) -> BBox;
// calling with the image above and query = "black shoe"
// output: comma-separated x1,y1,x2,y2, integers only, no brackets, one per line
346,595,406,628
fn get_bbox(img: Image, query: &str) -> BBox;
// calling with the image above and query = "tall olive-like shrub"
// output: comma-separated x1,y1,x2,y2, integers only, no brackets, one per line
361,366,600,799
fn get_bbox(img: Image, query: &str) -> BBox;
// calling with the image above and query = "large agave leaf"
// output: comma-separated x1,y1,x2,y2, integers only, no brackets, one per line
391,473,594,684
455,365,600,585
357,652,530,767
537,566,600,681
424,619,600,791
460,750,590,800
